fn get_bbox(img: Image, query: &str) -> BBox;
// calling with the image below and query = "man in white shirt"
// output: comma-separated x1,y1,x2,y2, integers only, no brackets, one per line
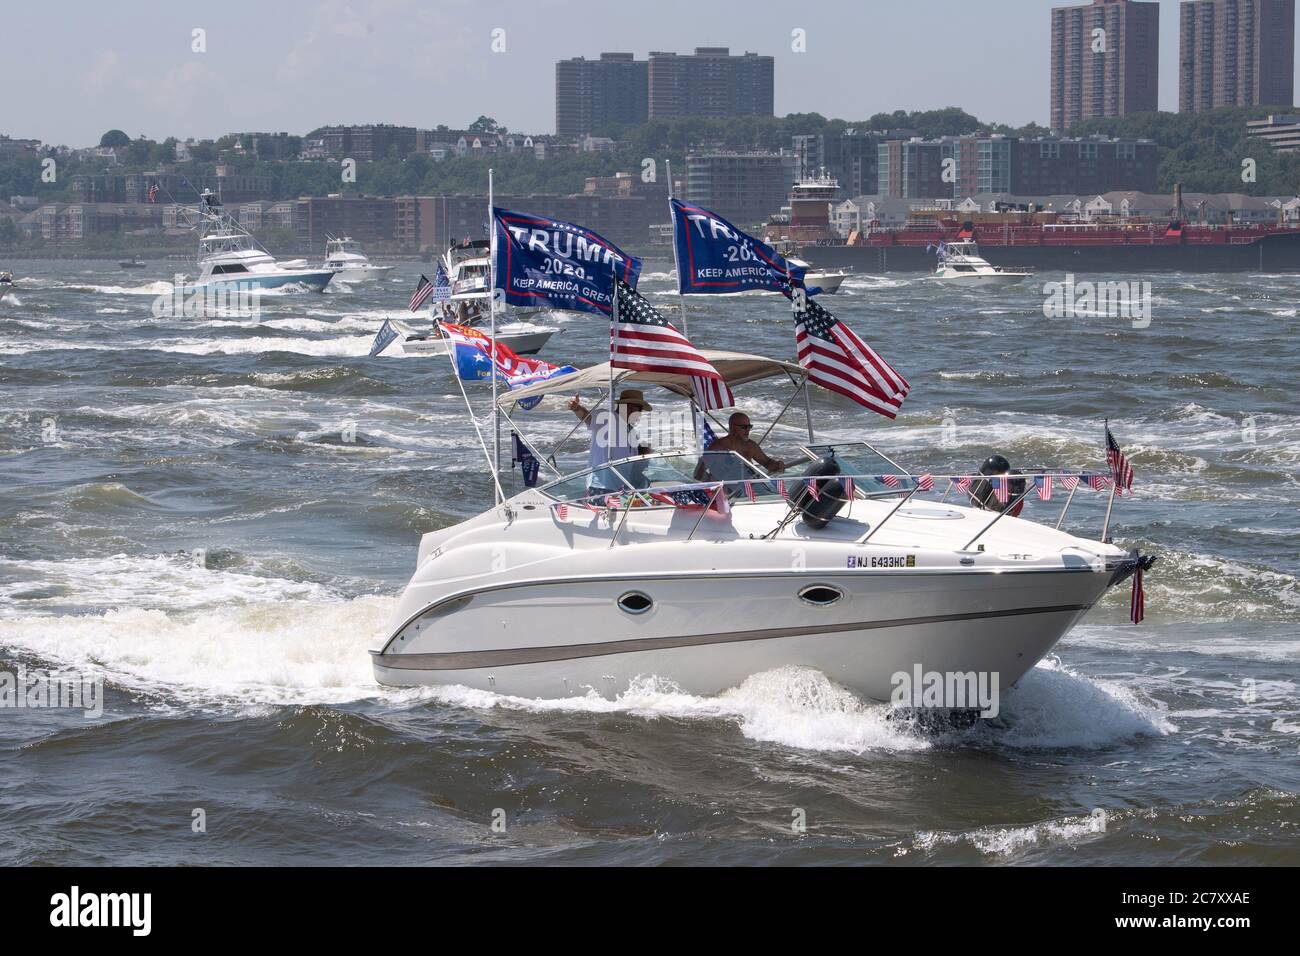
568,388,652,492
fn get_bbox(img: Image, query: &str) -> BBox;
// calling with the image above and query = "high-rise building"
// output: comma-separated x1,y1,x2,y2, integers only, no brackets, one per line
685,151,795,227
554,53,649,137
1050,0,1160,132
648,48,774,119
1179,0,1295,113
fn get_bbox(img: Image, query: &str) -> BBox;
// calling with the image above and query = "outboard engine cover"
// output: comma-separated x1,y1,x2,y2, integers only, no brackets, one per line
792,456,846,529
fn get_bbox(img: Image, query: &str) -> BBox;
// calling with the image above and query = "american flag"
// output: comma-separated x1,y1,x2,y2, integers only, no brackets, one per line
612,279,733,410
1105,424,1134,494
1034,475,1053,500
429,263,452,303
955,476,973,494
842,476,855,499
1059,474,1080,491
881,474,900,488
1088,473,1111,491
916,473,934,491
777,479,789,500
805,479,820,502
790,294,908,419
147,183,159,203
649,482,730,516
408,275,435,312
744,480,757,503
553,503,569,521
993,477,1010,504
1130,566,1145,623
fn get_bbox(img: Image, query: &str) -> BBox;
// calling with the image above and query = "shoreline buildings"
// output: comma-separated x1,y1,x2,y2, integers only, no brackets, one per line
1050,0,1160,132
1179,0,1295,113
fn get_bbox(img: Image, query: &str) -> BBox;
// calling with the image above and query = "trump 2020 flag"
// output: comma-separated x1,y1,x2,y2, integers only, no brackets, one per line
438,322,576,410
493,207,641,317
369,319,399,357
670,198,807,296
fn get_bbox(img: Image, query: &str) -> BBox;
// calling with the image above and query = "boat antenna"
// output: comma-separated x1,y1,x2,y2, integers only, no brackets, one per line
488,168,502,505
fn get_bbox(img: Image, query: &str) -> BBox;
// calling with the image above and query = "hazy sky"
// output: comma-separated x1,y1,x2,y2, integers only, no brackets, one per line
4,0,1295,147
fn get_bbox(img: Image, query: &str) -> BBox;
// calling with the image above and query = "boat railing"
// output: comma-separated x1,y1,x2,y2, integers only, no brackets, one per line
546,469,1124,548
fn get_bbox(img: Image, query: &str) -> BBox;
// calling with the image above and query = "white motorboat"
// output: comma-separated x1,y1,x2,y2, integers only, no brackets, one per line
787,256,849,294
372,351,1148,706
389,316,558,356
181,191,334,294
932,240,1032,287
323,235,392,281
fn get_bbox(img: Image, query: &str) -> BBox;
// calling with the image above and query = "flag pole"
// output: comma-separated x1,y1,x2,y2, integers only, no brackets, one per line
609,272,618,436
1101,418,1117,541
488,168,501,506
666,160,690,338
667,159,702,450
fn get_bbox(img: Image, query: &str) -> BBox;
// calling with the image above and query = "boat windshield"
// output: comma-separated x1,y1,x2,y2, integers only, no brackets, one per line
540,451,778,503
799,441,915,494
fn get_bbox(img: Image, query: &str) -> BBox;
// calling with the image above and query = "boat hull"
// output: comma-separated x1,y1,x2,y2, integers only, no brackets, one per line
401,326,557,356
932,272,1030,287
372,566,1109,702
184,270,335,294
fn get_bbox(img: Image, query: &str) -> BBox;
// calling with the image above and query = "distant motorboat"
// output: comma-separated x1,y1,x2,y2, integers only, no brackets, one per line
0,271,13,286
179,190,333,294
931,240,1032,287
322,235,393,281
119,257,146,269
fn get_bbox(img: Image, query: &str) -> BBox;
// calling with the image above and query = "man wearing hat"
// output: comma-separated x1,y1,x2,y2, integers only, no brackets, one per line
568,389,652,490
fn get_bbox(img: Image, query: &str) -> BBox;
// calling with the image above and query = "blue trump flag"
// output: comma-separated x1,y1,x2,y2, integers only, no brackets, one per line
493,207,641,316
670,198,807,296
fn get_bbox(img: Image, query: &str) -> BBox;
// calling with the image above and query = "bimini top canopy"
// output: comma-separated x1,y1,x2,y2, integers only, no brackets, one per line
497,349,809,409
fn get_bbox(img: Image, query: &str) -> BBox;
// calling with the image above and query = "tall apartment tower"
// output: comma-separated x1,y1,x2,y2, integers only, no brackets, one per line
1179,0,1295,112
554,53,649,137
647,48,774,119
1050,0,1160,132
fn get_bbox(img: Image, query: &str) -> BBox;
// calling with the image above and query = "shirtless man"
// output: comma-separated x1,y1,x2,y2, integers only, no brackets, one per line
696,412,785,480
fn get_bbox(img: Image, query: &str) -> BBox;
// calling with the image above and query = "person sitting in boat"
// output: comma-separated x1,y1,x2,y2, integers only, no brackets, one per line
568,389,652,493
695,412,785,482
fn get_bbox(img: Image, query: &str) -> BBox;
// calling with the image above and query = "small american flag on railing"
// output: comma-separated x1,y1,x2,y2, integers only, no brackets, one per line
1106,424,1134,495
1034,475,1052,500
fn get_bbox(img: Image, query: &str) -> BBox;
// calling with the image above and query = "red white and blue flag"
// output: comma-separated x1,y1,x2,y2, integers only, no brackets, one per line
1059,474,1080,491
147,183,159,202
649,482,730,516
1088,473,1111,491
790,294,909,419
1130,566,1146,624
993,477,1010,504
1034,475,1053,500
612,278,734,410
409,274,435,312
916,473,934,491
1105,424,1134,495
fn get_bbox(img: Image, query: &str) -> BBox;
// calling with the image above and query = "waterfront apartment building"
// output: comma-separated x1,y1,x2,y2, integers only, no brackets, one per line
555,53,649,137
293,195,397,248
648,48,773,119
317,125,418,162
1179,0,1295,112
397,192,662,253
879,135,1158,199
1246,112,1300,150
685,150,796,227
1050,0,1160,132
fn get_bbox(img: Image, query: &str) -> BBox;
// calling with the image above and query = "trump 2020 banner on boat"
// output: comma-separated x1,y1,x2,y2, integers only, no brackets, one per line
670,198,806,295
493,207,642,317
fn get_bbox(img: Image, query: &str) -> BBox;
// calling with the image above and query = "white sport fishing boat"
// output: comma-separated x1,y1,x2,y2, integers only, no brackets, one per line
932,240,1032,287
787,256,849,294
183,191,334,293
323,235,392,281
372,351,1150,705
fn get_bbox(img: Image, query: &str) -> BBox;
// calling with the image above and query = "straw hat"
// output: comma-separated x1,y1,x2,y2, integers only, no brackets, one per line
614,388,652,411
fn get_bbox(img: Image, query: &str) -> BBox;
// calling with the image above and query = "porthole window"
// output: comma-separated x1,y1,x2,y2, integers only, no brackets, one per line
617,591,653,614
798,584,843,607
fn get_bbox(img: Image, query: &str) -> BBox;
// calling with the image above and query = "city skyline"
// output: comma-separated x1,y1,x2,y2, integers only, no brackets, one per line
7,0,1300,148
